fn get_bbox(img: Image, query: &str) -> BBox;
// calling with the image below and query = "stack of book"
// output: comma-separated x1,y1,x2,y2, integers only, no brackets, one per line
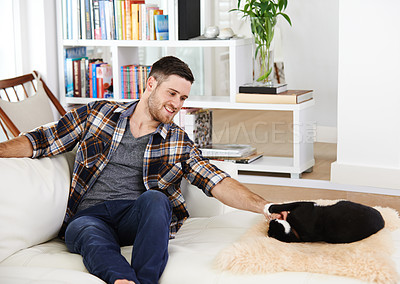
121,64,151,99
237,83,313,104
199,144,263,164
65,47,113,99
62,0,169,41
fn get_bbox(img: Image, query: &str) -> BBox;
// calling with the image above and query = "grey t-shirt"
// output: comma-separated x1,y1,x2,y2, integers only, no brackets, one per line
77,120,151,212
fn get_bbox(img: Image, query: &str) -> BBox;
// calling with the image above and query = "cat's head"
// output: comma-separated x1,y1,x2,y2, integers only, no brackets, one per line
268,219,299,242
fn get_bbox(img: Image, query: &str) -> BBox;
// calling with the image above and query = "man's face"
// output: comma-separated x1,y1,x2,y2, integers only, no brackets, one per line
147,75,191,124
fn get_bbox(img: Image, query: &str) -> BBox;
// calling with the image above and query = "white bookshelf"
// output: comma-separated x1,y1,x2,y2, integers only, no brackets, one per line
55,1,314,178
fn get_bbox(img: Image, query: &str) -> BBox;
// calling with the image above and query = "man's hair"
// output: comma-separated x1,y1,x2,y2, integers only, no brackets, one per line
149,56,195,85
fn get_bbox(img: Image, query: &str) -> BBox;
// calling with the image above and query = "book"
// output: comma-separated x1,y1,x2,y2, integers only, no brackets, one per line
71,0,80,39
84,0,92,39
192,109,212,147
88,59,103,98
104,0,114,40
96,64,113,98
239,83,288,94
199,144,256,158
154,15,168,40
92,0,101,39
213,153,263,164
131,3,140,40
65,57,86,97
72,59,81,97
99,0,107,39
178,0,200,40
146,5,159,40
150,9,163,40
236,90,313,104
91,62,104,98
235,153,263,164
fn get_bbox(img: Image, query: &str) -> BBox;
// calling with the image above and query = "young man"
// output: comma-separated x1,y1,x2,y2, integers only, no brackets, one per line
0,56,284,284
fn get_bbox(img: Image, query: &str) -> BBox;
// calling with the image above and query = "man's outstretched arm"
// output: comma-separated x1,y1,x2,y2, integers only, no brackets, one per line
0,136,33,158
211,177,288,220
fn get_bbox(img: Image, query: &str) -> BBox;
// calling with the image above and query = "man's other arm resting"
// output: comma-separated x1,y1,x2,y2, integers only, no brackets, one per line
0,136,33,158
210,177,287,220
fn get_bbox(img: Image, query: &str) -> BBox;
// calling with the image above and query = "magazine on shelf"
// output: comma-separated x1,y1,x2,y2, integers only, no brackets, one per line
212,153,263,164
199,144,256,158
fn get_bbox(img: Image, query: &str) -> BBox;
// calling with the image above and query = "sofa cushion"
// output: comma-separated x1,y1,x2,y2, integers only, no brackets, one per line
181,160,238,218
0,266,105,284
0,153,74,262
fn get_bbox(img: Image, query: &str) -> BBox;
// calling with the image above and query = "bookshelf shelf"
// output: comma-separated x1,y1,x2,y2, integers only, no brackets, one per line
63,38,253,48
56,1,314,178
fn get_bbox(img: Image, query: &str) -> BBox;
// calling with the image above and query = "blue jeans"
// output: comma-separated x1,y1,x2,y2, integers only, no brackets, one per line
65,190,172,284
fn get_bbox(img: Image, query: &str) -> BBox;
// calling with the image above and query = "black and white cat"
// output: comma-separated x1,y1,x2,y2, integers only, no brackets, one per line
265,201,385,243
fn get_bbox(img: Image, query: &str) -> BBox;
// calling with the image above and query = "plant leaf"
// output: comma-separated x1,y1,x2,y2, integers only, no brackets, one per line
257,68,272,82
278,12,292,26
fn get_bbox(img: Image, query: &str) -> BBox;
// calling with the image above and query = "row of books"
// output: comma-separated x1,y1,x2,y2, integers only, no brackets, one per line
65,47,113,98
63,0,169,41
121,64,151,99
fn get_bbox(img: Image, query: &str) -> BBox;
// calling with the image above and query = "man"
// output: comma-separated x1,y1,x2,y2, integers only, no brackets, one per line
0,56,284,284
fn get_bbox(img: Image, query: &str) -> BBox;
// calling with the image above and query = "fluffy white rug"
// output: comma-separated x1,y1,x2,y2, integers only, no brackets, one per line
215,201,400,284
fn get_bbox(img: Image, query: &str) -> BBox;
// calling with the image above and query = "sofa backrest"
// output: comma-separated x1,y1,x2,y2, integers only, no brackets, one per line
0,152,74,262
181,160,238,218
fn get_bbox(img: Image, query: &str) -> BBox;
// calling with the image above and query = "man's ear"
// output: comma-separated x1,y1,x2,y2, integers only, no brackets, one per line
147,76,158,91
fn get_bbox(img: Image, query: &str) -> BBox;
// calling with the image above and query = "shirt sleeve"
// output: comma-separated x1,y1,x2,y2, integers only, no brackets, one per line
24,104,89,158
183,144,231,197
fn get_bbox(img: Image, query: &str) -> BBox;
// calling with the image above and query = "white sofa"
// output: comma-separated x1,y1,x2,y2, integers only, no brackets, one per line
1,153,399,284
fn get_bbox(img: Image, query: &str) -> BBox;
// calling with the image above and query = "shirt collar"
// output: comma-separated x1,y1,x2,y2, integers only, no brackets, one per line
118,100,138,117
118,100,171,140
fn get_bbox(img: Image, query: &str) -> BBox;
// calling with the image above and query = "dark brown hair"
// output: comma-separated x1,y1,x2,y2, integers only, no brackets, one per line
149,56,194,85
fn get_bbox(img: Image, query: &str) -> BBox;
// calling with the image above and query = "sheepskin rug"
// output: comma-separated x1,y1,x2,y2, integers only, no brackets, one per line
215,201,400,284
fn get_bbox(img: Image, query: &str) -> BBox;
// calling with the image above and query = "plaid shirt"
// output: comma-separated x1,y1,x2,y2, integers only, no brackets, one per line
25,100,229,238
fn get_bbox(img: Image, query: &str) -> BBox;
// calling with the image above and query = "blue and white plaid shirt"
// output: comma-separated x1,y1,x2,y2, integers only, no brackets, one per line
25,100,229,238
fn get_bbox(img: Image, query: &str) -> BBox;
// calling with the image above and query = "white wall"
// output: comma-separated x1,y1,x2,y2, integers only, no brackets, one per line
228,0,339,143
281,0,339,143
331,0,400,190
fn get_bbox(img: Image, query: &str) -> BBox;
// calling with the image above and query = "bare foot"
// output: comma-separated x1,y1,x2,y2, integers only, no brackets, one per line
114,280,136,284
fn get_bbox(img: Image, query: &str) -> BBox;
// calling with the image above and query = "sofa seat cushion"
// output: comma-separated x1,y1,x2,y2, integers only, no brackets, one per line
1,238,87,272
0,266,104,284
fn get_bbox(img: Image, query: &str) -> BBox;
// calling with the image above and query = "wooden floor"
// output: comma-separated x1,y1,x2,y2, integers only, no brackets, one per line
243,142,400,212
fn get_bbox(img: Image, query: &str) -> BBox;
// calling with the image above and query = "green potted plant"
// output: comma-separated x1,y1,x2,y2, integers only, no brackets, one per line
231,0,291,85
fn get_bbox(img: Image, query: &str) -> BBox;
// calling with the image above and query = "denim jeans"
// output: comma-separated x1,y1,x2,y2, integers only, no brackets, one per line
65,190,172,284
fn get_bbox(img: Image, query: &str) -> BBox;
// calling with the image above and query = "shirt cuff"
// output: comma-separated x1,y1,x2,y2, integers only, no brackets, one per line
23,132,39,158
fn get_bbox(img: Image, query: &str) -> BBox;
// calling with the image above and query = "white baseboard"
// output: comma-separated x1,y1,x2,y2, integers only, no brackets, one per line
331,161,400,191
316,125,337,143
238,173,400,196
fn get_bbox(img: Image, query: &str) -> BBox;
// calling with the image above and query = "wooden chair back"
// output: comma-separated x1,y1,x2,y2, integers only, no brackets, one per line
0,71,66,140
